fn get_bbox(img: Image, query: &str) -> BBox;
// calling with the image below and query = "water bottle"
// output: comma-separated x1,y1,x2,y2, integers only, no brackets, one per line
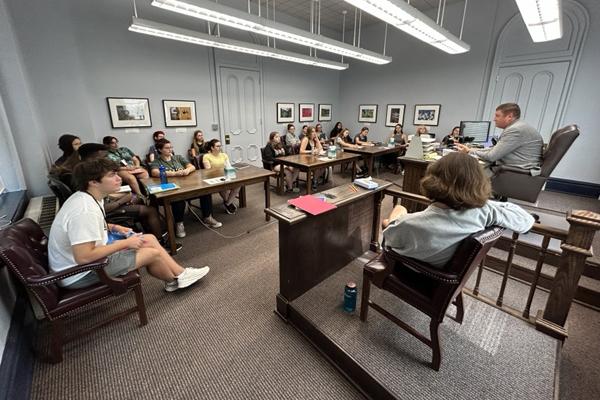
389,137,395,147
224,159,236,180
327,145,337,159
159,165,168,184
343,282,357,313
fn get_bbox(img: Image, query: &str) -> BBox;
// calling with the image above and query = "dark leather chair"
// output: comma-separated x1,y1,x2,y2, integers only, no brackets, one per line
0,218,147,363
360,227,504,370
491,124,579,203
190,153,205,170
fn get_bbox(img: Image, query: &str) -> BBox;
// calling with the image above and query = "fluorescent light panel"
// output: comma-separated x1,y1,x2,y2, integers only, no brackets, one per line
343,0,470,54
515,0,562,42
151,0,391,65
129,18,348,70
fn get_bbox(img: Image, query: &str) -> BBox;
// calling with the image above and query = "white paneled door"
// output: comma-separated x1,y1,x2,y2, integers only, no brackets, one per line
485,62,570,140
218,66,262,166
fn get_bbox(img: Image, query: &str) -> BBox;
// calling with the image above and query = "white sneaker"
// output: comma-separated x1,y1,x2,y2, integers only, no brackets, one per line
203,216,222,228
175,222,186,238
176,266,210,290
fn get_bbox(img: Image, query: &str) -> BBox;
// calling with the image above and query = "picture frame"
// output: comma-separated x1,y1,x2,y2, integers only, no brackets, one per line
299,103,315,122
413,104,441,126
163,100,197,127
318,104,332,121
358,104,378,123
106,97,152,128
385,104,406,127
276,102,295,123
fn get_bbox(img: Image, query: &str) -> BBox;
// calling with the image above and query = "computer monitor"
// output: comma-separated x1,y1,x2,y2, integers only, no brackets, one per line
460,121,491,143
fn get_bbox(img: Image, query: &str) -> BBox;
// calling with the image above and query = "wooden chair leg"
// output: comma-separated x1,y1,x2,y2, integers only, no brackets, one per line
454,292,464,324
50,319,64,363
134,285,148,326
430,320,441,371
360,272,371,322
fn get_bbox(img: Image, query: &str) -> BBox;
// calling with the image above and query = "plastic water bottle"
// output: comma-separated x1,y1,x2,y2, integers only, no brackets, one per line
159,165,168,184
343,282,357,313
327,145,337,159
389,137,395,147
224,159,236,180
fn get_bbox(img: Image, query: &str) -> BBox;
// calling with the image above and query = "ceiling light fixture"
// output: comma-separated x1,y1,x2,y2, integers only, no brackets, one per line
129,18,349,70
343,0,470,54
514,0,562,42
151,0,391,65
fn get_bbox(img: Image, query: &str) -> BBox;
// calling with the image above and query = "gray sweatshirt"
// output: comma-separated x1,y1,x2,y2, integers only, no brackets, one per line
382,201,534,268
472,119,543,175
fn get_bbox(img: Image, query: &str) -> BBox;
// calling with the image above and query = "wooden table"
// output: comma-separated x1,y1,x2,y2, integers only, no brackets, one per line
275,151,360,195
265,179,391,307
141,166,275,254
344,145,406,177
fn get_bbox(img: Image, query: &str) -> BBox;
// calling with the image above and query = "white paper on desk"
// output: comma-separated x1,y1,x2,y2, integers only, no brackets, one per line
317,157,330,161
204,177,227,185
118,185,132,193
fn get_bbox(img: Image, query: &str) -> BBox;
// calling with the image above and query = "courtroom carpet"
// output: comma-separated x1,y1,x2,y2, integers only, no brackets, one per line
30,169,600,400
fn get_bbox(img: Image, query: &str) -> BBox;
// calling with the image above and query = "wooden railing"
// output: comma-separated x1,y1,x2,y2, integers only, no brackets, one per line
384,187,600,340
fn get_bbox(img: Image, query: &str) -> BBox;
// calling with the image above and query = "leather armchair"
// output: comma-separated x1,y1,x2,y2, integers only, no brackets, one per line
491,124,579,203
360,227,504,370
0,218,147,363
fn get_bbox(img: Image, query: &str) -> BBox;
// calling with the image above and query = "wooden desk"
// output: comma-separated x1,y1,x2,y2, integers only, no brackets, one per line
265,179,390,310
275,152,360,195
396,157,432,212
344,145,405,177
141,166,275,254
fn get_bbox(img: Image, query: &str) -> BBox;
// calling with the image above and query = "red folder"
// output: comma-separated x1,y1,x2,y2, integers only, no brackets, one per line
288,195,337,216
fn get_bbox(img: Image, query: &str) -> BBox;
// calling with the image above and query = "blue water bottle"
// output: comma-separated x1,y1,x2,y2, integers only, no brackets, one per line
343,282,357,313
159,165,168,184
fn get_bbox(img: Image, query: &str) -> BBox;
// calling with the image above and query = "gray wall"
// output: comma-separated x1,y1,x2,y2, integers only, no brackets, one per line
338,0,600,184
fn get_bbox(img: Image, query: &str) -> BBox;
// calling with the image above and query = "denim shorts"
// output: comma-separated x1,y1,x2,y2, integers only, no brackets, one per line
66,249,137,289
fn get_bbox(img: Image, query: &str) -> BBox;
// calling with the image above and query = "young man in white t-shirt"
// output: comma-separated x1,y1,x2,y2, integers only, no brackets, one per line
48,158,209,292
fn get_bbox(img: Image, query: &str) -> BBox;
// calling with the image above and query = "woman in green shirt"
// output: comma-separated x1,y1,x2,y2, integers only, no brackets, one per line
103,136,148,198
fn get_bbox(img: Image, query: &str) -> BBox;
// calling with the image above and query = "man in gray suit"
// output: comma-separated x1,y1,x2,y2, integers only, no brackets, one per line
456,103,543,176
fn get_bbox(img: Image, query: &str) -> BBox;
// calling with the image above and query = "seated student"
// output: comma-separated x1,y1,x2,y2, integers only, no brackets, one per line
382,152,534,268
147,131,166,163
330,121,343,140
384,124,408,169
203,139,241,214
315,123,327,145
189,129,207,159
299,126,325,190
48,158,210,292
442,126,461,146
150,139,222,237
54,143,172,249
103,136,149,198
354,127,374,146
298,125,308,142
335,128,360,149
264,132,299,193
284,124,300,153
55,134,81,166
415,125,429,137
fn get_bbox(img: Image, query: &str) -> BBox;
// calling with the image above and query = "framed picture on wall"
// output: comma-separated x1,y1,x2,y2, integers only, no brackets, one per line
299,103,315,122
385,104,405,127
106,97,152,128
358,104,378,123
318,104,332,121
163,100,197,127
413,104,441,126
276,102,295,123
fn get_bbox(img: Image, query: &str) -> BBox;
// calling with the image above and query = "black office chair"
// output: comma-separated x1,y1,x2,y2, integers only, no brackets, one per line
491,125,579,203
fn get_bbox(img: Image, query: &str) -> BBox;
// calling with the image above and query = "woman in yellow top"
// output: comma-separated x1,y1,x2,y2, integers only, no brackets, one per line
203,139,241,214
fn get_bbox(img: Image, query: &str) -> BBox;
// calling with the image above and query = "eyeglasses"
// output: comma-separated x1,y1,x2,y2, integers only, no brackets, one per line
111,141,118,144
163,146,173,149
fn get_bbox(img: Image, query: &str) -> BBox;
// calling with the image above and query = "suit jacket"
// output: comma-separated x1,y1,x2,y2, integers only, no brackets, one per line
472,119,543,175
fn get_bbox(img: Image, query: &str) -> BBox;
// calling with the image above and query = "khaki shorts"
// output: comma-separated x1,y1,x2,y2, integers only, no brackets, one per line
66,249,137,289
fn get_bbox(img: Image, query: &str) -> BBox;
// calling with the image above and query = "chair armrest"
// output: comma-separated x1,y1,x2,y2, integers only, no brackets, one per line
491,165,531,175
95,268,139,294
25,258,109,287
364,252,395,286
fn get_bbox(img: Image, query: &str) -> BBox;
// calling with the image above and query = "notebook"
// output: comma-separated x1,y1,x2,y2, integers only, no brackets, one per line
288,195,337,216
146,183,180,194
